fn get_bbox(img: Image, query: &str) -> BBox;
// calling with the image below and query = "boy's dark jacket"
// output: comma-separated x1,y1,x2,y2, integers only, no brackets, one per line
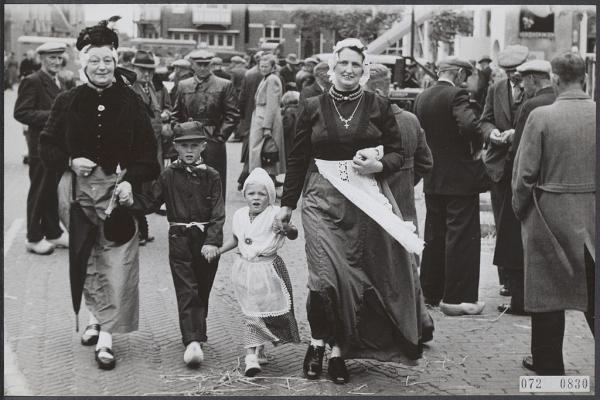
131,160,225,246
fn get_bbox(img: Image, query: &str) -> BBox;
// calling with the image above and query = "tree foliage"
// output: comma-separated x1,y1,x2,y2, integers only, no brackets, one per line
291,9,402,51
428,10,473,59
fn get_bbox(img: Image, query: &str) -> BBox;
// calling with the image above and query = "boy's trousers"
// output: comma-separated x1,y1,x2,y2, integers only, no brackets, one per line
168,225,219,345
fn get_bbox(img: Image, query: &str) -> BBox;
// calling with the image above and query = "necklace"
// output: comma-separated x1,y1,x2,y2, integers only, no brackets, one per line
329,86,363,102
331,92,364,129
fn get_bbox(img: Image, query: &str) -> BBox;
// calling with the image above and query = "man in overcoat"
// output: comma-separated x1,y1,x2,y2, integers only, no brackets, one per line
413,58,487,316
512,52,595,376
14,42,68,254
479,44,529,296
299,61,330,102
279,53,300,92
172,49,239,199
495,59,556,315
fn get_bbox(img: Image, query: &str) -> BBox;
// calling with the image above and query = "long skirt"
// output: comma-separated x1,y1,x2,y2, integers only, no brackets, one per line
302,172,423,364
243,256,300,348
76,168,140,333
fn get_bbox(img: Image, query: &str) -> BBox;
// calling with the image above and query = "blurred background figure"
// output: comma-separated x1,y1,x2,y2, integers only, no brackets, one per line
19,50,41,79
228,55,249,142
209,57,231,80
169,58,193,105
280,53,301,92
299,61,330,102
281,90,300,158
295,57,318,92
475,55,493,108
6,51,19,89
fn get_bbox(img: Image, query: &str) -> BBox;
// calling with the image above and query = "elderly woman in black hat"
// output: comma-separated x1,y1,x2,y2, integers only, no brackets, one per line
39,21,160,370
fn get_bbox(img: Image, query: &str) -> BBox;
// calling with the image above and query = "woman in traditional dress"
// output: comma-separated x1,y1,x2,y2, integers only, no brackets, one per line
39,21,160,370
248,54,286,180
276,39,427,384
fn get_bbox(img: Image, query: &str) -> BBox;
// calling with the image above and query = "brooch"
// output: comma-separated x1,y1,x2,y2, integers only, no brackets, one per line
244,238,253,245
98,105,105,112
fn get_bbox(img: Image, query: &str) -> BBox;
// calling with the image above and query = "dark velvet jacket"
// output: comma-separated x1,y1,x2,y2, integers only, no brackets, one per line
281,90,405,209
39,82,160,184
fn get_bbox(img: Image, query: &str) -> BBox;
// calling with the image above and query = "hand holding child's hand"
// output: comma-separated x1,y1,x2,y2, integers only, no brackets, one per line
201,245,220,262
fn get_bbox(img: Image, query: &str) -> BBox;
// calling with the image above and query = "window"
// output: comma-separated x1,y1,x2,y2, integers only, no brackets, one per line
200,33,208,43
226,35,233,47
218,35,224,46
174,33,180,40
183,34,189,40
264,25,282,41
209,34,215,46
384,39,403,56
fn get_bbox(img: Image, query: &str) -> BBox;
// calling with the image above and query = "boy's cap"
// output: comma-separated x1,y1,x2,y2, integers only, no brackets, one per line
173,121,208,142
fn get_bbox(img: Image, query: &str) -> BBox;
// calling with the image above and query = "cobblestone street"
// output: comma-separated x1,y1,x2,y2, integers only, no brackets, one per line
3,88,595,396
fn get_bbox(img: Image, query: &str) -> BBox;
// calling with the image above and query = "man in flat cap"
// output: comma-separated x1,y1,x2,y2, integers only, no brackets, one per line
295,57,318,92
474,55,493,108
299,61,330,102
209,57,231,81
513,52,594,375
14,42,69,254
494,60,557,316
236,51,265,189
172,49,239,199
280,53,300,92
169,59,193,105
227,56,248,141
414,57,487,316
479,44,529,297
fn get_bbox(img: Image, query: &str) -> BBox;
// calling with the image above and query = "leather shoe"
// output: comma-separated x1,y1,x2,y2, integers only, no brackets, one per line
328,357,349,384
497,304,529,316
95,347,116,370
81,324,100,346
499,286,511,296
522,356,565,376
303,344,325,380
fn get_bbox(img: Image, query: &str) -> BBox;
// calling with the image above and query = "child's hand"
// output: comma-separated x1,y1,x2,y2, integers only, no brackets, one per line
115,181,134,207
201,245,220,262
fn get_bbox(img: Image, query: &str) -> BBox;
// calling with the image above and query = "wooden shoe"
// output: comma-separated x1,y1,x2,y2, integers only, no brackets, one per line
303,344,325,380
81,324,100,346
95,347,116,370
25,239,54,255
244,354,261,377
183,341,204,366
440,301,485,316
328,357,349,384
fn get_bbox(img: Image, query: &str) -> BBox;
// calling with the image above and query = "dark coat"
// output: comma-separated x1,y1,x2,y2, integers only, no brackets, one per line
212,69,231,81
14,70,64,158
493,86,556,270
299,81,324,102
281,103,299,157
237,66,263,137
279,64,297,91
131,160,225,247
228,65,247,96
172,74,239,143
512,90,595,312
387,104,433,234
480,78,524,182
38,82,160,185
413,80,485,195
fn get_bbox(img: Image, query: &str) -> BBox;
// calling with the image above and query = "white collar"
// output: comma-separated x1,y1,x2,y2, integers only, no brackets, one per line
438,77,455,86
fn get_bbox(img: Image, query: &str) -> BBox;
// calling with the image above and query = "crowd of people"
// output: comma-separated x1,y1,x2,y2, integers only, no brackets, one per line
10,16,594,384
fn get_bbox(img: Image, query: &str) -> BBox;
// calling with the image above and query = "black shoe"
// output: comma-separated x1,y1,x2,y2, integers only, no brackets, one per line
499,286,511,296
421,325,434,343
95,347,116,370
328,357,349,384
522,356,564,376
303,344,325,380
497,304,529,316
81,324,100,346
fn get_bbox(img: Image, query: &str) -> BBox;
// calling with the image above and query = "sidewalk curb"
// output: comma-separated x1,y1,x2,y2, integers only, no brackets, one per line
3,325,33,395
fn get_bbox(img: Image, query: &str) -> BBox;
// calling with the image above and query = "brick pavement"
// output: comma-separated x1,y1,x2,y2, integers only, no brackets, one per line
3,88,595,395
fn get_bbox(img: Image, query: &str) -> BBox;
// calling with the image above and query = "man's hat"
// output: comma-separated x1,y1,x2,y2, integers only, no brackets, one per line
171,59,191,68
478,55,492,64
187,49,216,63
131,50,157,69
209,57,223,66
36,42,66,55
497,45,529,69
172,121,208,142
437,57,474,75
230,55,246,64
516,59,552,75
285,53,300,65
303,57,319,65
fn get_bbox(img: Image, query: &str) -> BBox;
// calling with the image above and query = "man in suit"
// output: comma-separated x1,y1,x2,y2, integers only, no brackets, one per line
414,57,486,316
236,51,265,189
479,44,529,297
513,52,595,375
495,60,556,316
299,61,330,102
279,53,300,92
14,42,69,254
172,49,239,199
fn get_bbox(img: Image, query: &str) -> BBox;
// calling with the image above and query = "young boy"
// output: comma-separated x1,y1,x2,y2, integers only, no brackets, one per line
117,121,225,366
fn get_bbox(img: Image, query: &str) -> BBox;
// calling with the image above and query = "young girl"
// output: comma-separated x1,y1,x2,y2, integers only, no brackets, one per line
218,168,300,377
